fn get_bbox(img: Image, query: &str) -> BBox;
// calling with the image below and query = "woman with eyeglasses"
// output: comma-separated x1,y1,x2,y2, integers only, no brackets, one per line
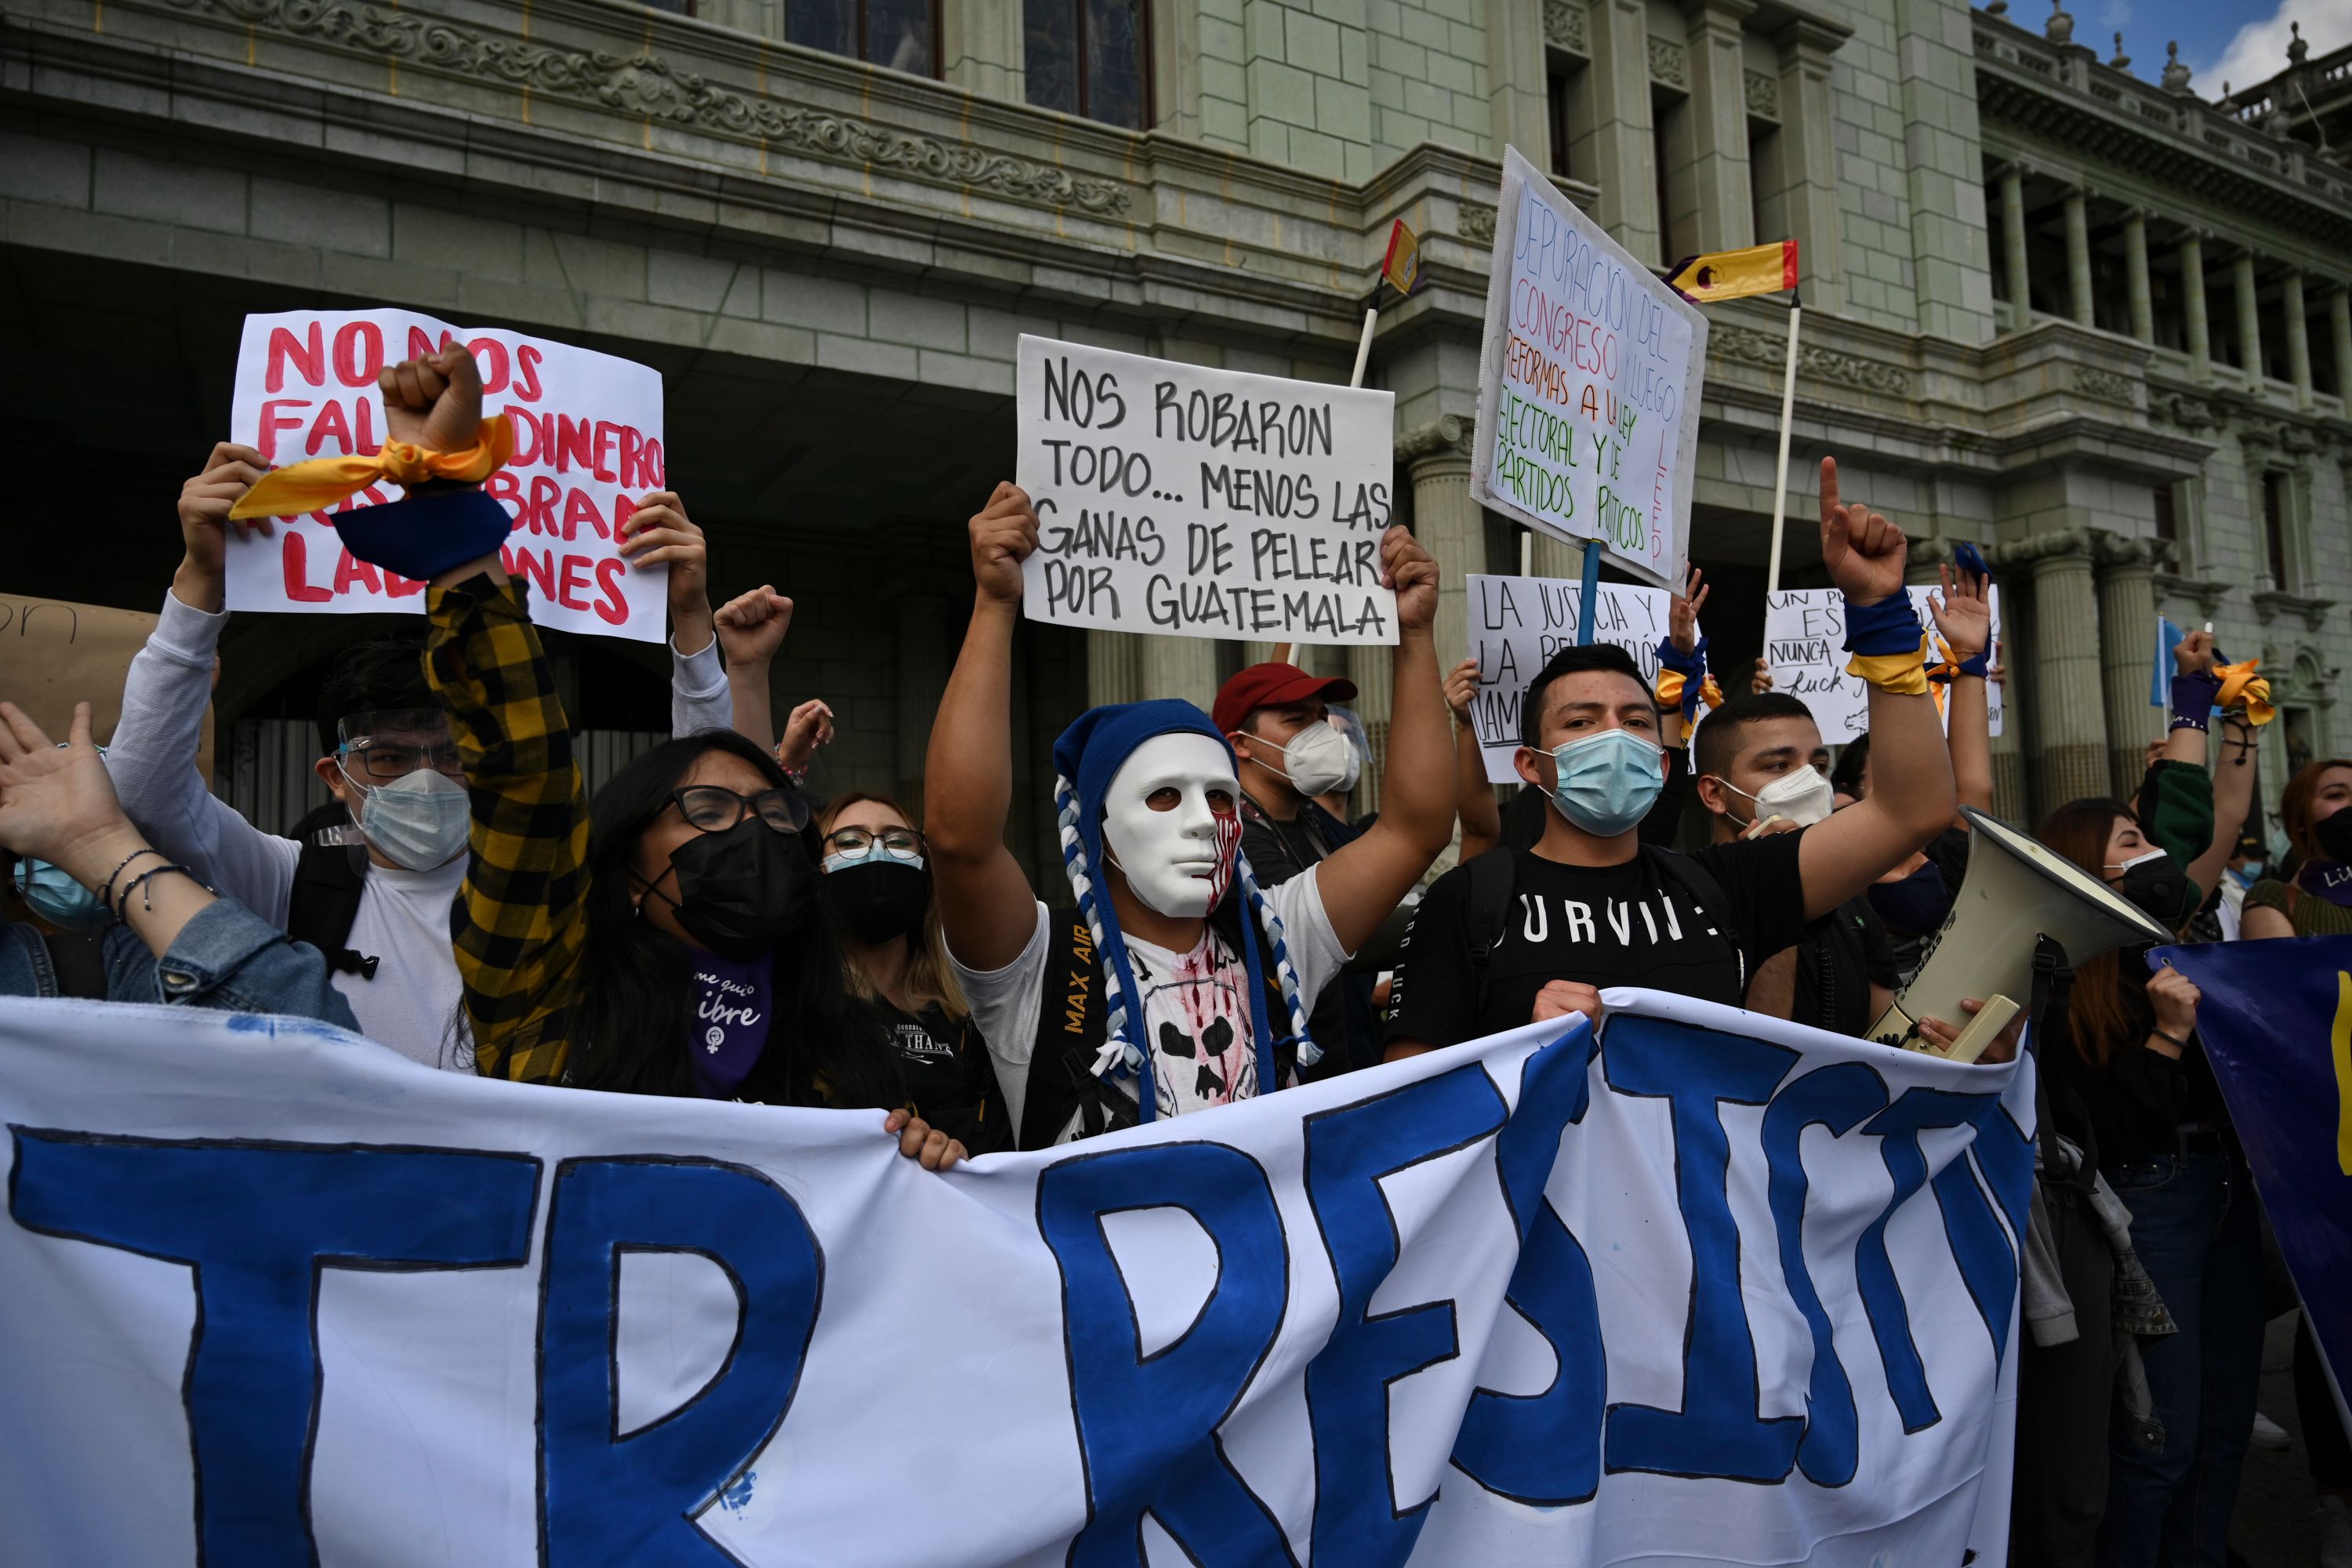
817,794,1006,1153
356,345,964,1169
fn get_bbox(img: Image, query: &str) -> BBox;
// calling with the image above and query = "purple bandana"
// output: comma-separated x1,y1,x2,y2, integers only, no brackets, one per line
686,950,775,1098
2296,861,2352,909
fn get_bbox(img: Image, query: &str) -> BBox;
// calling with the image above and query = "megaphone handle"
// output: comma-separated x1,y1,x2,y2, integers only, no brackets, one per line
1938,993,2022,1065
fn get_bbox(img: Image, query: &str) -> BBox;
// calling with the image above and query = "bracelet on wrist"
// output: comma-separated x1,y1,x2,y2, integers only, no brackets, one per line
2151,1026,2192,1053
100,848,171,916
114,863,211,915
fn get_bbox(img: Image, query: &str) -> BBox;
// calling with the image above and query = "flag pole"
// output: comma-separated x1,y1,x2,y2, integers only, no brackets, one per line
1765,289,1802,597
1576,539,1602,646
1349,282,1381,389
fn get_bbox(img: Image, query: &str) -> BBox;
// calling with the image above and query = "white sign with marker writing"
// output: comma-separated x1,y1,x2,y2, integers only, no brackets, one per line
1015,336,1399,644
1470,146,1707,590
1464,572,1675,783
1765,588,2004,742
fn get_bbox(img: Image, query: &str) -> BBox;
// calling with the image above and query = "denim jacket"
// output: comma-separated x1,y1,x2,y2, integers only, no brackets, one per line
0,898,361,1030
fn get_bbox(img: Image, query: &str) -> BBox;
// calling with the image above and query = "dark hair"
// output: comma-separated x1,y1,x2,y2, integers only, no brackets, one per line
1830,731,1871,799
315,636,434,753
568,731,902,1107
1692,691,1817,782
2037,797,2140,1069
1519,643,1652,750
2279,757,2352,862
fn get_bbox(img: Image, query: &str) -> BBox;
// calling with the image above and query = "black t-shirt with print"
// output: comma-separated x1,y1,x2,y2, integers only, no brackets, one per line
884,1000,1010,1155
1385,833,1809,1047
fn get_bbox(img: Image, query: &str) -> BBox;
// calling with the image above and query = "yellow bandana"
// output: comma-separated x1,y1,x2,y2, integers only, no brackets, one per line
230,416,515,520
1846,631,1931,697
2215,659,2274,727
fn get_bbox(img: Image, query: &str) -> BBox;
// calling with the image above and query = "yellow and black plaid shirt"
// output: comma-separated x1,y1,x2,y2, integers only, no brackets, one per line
425,574,589,1083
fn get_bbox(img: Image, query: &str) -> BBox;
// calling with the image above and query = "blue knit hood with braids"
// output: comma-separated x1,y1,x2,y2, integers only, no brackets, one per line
1051,699,1319,1123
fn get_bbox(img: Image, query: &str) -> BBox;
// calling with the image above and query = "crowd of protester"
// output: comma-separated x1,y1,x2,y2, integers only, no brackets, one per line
2,342,2346,1566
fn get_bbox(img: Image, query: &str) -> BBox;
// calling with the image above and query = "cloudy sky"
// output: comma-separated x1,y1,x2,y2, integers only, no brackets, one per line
2059,0,2344,98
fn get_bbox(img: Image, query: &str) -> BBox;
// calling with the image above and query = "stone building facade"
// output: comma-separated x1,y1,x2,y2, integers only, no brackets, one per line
1,0,2343,869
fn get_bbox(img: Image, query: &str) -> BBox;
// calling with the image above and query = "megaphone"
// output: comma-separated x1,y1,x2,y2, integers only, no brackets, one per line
1871,805,2175,1062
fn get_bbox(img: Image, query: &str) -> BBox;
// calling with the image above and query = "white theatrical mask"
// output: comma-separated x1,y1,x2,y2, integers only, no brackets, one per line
1099,732,1245,919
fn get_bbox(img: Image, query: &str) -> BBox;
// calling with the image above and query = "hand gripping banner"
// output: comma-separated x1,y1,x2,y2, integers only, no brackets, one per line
0,990,2030,1566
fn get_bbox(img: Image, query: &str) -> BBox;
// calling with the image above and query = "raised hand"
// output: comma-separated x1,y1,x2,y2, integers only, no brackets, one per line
1927,561,1991,659
714,586,795,669
2147,963,2201,1042
620,491,709,634
1817,456,1906,605
377,346,484,454
776,699,835,773
1443,658,1479,719
174,441,272,612
2172,628,2218,677
1381,523,1439,633
1749,655,1773,695
1668,565,1709,655
970,482,1038,604
0,702,131,876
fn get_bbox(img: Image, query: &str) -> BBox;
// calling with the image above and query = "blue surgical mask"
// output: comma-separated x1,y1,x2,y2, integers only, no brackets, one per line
2229,862,2263,886
12,858,111,930
1544,729,1665,837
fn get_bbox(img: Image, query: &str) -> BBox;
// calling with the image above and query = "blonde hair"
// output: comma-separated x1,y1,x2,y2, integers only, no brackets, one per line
817,792,969,1024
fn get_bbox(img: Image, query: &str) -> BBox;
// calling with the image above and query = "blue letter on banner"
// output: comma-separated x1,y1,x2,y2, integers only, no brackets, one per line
539,1156,823,1567
6,1131,539,1568
1451,1030,1606,1506
1038,1142,1294,1567
1602,1016,1803,1483
1304,1064,1509,1563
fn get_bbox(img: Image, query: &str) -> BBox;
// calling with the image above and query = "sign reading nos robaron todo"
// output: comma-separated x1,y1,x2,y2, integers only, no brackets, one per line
1015,336,1399,644
225,310,667,642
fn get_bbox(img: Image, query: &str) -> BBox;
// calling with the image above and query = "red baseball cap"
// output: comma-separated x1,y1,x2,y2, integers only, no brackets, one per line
1212,662,1359,738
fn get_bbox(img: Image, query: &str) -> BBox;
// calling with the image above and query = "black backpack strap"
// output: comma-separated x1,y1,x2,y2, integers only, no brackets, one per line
1464,848,1520,1021
44,926,112,1001
1023,913,1140,1149
2025,935,2096,1192
1640,843,1744,989
288,840,377,981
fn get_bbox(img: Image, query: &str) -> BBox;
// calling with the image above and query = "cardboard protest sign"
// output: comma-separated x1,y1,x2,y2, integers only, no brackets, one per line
0,594,214,775
225,310,667,643
1014,336,1399,644
1766,587,2003,742
1471,147,1706,590
1463,573,1672,782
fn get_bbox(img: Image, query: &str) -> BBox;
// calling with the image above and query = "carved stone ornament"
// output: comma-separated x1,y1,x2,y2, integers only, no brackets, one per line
163,0,1134,216
1744,69,1780,118
2252,588,2336,633
1396,414,1475,463
1543,0,1588,55
1648,36,1688,88
1710,323,1914,396
1459,202,1498,245
1988,527,2096,569
2071,365,2136,405
2161,392,2218,430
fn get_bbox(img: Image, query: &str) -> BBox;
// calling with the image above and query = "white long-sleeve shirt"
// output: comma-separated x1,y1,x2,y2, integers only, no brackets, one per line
107,589,734,1068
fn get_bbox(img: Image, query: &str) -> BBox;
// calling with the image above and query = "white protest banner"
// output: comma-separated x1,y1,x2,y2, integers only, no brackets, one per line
1464,572,1673,783
1471,146,1706,590
226,310,667,642
1015,336,1399,644
1766,586,2004,743
0,989,2027,1566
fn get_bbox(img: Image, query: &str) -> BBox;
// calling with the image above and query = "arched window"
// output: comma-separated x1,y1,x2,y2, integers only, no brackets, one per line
788,0,939,76
1025,0,1150,129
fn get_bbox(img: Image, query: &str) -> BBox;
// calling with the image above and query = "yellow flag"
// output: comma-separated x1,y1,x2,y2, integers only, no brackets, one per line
1666,240,1798,304
1381,220,1421,298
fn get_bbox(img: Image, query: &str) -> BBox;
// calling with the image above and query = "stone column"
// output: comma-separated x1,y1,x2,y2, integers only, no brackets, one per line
1993,530,2109,815
1588,0,1661,260
1087,630,1141,709
895,595,949,807
1137,633,1220,711
1528,534,1584,579
2093,534,2161,798
1346,642,1393,817
2063,187,2094,328
941,0,1023,100
2182,233,2210,380
2285,270,2314,410
2234,251,2264,382
1998,165,2031,332
1364,415,1482,816
1774,18,1845,314
2333,287,2352,404
1681,0,1758,253
1486,0,1552,167
2123,209,2154,343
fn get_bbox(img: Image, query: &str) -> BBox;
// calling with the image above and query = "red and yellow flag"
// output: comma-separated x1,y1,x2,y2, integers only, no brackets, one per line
1665,240,1798,304
1381,220,1421,298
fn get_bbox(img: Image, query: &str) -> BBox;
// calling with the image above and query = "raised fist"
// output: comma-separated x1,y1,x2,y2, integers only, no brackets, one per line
379,347,484,453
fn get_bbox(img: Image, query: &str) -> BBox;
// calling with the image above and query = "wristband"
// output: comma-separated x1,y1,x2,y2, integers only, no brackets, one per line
1654,636,1709,720
2213,659,2274,727
2169,670,2222,733
114,863,209,915
1927,642,1989,684
1841,592,1924,657
334,488,516,583
100,847,169,915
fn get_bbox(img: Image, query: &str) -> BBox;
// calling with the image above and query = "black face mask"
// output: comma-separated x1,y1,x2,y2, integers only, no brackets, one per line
2314,809,2352,864
2112,850,2192,927
654,821,817,961
821,860,931,945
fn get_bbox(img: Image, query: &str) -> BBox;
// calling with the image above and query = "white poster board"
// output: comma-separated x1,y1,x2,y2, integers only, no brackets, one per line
1015,336,1399,643
1470,146,1706,590
1765,586,2004,742
1464,572,1674,782
226,310,668,642
0,990,2029,1567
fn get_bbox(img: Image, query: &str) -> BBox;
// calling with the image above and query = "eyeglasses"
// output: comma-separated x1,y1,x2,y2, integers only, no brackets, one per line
822,826,926,862
668,785,810,835
339,739,466,782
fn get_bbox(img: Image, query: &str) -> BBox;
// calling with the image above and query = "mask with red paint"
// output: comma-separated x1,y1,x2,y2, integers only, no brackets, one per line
1099,732,1244,920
